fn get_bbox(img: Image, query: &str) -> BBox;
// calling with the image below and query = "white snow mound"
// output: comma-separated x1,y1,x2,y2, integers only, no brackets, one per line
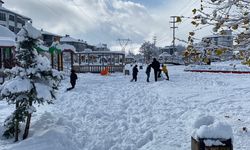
192,116,233,140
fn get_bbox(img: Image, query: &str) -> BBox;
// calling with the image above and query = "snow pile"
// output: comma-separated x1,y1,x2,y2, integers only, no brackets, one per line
35,83,52,100
35,54,52,71
0,77,32,96
58,44,76,53
193,115,215,129
0,25,15,47
8,112,78,150
203,139,225,146
124,64,133,70
17,23,42,41
192,115,233,146
195,122,233,139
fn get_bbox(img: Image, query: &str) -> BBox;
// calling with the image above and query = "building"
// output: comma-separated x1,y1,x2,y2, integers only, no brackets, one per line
0,0,31,34
60,35,88,52
95,43,110,51
0,25,16,70
160,46,175,55
201,30,234,48
41,29,62,47
60,35,111,52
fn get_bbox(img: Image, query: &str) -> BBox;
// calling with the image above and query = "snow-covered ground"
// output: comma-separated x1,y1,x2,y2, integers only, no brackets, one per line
1,62,250,150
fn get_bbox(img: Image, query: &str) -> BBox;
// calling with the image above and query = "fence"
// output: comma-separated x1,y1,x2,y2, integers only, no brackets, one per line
72,65,124,73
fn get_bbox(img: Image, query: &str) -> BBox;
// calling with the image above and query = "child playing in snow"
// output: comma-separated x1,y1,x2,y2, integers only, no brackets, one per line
67,69,78,91
131,65,139,82
161,64,169,80
145,64,151,82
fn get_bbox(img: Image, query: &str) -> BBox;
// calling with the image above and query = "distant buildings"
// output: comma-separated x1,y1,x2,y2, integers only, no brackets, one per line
41,29,61,47
160,46,175,55
60,35,88,52
95,43,109,51
60,35,111,52
0,0,110,53
201,30,234,48
0,0,31,33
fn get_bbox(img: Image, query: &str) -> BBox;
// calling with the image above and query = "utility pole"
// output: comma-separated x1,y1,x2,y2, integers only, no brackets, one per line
170,16,178,55
153,35,157,46
117,38,131,53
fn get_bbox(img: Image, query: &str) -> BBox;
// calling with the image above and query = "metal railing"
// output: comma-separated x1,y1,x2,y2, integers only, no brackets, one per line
72,65,124,73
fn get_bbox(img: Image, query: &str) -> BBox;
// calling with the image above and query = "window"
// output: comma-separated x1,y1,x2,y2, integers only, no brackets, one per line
17,17,24,25
0,13,6,21
16,28,21,33
9,15,15,21
9,26,14,32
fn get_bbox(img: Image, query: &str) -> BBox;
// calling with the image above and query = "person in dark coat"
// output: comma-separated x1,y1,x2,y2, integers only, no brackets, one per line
131,65,139,82
67,69,78,91
145,64,151,82
151,58,160,82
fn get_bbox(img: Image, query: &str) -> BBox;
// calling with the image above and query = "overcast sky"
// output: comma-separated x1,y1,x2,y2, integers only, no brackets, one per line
4,0,210,53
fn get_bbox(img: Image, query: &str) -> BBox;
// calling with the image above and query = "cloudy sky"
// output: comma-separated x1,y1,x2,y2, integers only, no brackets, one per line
4,0,208,53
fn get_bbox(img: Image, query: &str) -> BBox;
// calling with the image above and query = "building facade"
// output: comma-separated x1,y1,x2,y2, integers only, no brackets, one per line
94,43,110,51
160,46,175,55
0,0,31,34
201,30,234,48
41,29,61,47
60,35,88,52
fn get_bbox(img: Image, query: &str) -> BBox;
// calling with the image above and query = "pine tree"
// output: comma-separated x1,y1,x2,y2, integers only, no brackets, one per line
0,23,62,141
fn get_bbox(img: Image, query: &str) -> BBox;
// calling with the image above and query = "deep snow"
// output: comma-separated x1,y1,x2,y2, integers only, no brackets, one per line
1,63,250,150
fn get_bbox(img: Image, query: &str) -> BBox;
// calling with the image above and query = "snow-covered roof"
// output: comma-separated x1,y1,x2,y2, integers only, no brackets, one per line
77,51,125,55
0,6,31,20
125,56,135,59
0,25,15,47
60,36,86,44
96,43,107,48
41,30,61,37
159,52,171,57
84,48,92,52
58,44,76,53
17,23,41,41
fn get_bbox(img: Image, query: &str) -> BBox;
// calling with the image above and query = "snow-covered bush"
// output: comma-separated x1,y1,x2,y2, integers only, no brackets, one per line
0,23,62,141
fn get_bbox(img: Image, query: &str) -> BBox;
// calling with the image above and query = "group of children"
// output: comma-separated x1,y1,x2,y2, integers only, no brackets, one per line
67,59,170,91
131,58,170,82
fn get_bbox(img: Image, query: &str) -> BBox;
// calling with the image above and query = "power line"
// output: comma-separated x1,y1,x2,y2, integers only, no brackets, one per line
117,38,131,53
170,16,178,53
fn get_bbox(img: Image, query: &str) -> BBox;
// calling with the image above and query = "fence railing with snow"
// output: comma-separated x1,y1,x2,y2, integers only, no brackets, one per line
185,65,250,74
191,116,233,150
